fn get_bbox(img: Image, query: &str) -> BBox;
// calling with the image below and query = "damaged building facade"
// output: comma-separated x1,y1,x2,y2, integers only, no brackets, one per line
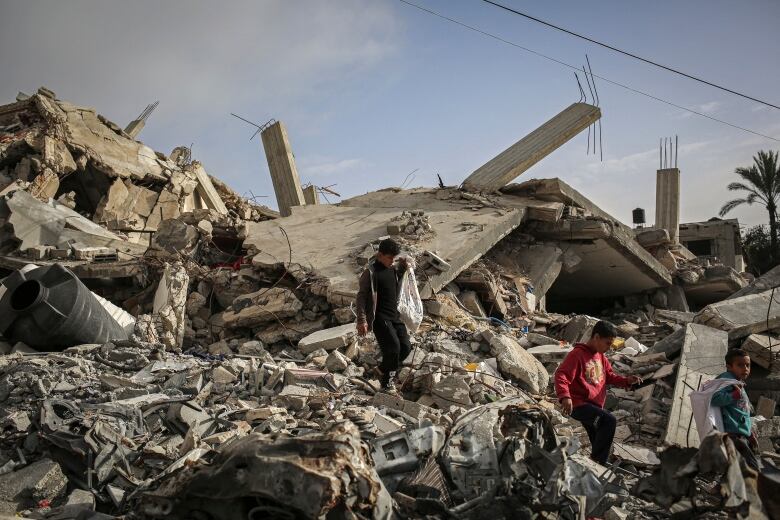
0,88,778,519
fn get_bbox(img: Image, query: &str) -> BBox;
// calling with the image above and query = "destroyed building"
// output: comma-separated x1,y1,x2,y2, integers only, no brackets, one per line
0,88,778,519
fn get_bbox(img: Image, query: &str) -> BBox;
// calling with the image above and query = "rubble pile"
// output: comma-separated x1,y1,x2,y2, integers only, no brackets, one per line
0,89,777,518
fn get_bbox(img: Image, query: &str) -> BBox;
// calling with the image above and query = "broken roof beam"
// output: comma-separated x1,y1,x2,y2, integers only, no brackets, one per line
191,163,228,215
462,103,601,192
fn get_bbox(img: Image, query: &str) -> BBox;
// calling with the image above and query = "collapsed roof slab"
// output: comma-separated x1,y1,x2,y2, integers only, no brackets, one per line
509,178,672,303
243,188,558,305
681,267,747,309
664,323,728,448
694,289,780,340
462,103,601,192
527,219,672,298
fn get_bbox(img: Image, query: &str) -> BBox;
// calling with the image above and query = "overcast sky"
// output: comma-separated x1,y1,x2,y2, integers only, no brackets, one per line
1,0,778,228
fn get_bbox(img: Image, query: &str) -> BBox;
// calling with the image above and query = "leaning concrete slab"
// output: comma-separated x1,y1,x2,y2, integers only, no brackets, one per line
528,219,672,301
693,290,780,340
729,264,780,300
462,103,600,192
261,121,306,217
664,323,728,448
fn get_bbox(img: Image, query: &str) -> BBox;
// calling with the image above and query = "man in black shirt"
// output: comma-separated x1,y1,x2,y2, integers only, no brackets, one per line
356,238,412,390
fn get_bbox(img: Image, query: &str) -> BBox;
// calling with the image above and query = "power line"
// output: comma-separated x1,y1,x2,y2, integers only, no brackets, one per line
481,0,780,111
398,0,780,143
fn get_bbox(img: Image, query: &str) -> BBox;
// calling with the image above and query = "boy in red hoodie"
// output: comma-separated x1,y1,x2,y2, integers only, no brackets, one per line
555,320,642,464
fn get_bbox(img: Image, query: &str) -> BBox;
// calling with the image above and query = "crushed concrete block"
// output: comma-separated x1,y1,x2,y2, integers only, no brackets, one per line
222,288,302,328
298,324,357,354
459,290,487,318
237,340,267,357
560,315,598,344
486,332,549,393
0,459,68,513
211,366,237,385
152,263,189,351
325,350,350,372
65,488,95,509
149,219,200,256
431,374,473,409
371,412,403,435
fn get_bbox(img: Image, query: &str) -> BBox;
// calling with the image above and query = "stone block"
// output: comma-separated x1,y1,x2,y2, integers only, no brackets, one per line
298,323,357,354
486,332,549,394
0,459,67,513
222,288,302,328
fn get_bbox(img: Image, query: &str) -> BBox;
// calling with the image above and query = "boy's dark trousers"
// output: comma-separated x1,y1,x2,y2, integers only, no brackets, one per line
571,403,617,464
728,433,760,470
373,318,411,386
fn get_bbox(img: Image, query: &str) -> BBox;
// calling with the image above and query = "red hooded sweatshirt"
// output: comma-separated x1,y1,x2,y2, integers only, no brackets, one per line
554,343,630,408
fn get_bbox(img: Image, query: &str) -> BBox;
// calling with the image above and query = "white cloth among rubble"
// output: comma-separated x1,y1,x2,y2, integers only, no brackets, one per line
690,377,742,442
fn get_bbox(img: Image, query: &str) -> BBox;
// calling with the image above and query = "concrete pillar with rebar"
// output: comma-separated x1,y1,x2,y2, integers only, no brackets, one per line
655,168,681,244
261,121,306,217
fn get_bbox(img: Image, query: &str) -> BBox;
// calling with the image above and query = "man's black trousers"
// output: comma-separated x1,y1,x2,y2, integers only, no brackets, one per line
571,403,617,464
373,318,411,385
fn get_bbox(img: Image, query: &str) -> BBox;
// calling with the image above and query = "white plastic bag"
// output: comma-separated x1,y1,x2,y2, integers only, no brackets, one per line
690,378,740,442
397,268,423,333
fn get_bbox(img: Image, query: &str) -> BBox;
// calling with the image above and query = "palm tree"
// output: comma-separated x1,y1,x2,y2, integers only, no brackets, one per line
720,150,780,262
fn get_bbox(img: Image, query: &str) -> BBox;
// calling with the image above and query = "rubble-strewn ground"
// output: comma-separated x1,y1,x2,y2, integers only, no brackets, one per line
0,88,778,519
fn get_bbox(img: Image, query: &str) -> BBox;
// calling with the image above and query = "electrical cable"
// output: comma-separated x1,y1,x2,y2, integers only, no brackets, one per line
398,0,780,143
481,0,780,111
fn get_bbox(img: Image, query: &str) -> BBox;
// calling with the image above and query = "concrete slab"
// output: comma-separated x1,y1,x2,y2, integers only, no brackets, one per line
664,323,728,448
298,323,357,354
244,188,535,304
730,264,780,299
462,103,601,191
693,290,780,340
0,190,146,257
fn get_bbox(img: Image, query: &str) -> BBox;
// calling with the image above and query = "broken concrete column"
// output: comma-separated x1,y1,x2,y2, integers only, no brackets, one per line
261,121,306,217
655,168,680,244
152,262,189,351
462,102,601,192
124,118,145,139
303,185,319,205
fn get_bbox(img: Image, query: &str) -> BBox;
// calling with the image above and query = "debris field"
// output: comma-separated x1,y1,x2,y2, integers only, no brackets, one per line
0,87,778,519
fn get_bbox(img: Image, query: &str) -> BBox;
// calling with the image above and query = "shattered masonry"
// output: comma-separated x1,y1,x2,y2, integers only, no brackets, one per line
0,87,778,519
